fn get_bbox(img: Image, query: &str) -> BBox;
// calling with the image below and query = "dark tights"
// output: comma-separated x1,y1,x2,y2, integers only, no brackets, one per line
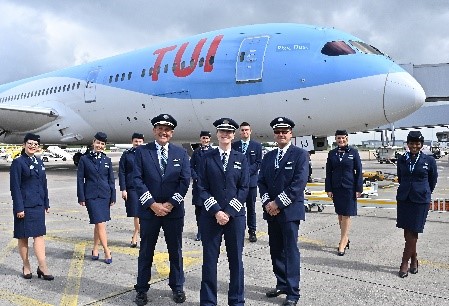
400,229,418,272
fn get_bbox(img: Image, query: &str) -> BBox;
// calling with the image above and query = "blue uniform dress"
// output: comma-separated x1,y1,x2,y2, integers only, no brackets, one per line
10,153,49,238
77,152,116,224
231,140,262,232
396,152,438,233
325,146,363,216
133,141,190,293
119,148,139,217
258,144,309,303
198,148,249,306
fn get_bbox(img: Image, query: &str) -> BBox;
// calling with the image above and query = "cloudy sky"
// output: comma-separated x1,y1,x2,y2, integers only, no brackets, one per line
1,0,448,142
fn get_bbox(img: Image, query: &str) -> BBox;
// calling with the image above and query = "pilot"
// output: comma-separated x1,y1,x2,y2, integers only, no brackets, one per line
10,133,54,280
133,114,191,305
190,130,212,241
77,132,115,264
119,132,145,248
232,122,262,243
325,130,363,256
258,117,309,306
396,131,437,278
198,118,249,306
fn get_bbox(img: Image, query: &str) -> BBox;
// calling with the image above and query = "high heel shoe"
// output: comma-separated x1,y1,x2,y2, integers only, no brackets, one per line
104,252,112,264
37,267,54,281
337,240,350,256
398,270,408,278
91,250,99,260
130,238,138,248
22,266,32,279
410,260,419,274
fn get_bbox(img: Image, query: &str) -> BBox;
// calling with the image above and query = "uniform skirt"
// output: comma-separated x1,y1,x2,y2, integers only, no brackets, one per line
125,189,139,217
396,201,429,233
332,187,357,216
14,205,46,238
86,198,111,224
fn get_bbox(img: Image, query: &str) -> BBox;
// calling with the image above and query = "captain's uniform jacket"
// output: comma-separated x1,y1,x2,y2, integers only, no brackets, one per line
10,153,49,214
77,152,116,203
231,140,262,187
133,141,190,219
396,152,437,204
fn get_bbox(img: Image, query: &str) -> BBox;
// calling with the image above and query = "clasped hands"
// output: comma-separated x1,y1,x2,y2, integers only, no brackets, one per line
151,202,174,217
215,211,230,225
265,201,280,216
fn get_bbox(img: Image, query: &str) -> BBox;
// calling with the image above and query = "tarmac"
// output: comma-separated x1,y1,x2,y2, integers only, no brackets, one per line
0,151,448,306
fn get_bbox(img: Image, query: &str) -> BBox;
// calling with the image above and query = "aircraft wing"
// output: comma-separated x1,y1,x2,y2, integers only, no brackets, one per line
0,104,59,132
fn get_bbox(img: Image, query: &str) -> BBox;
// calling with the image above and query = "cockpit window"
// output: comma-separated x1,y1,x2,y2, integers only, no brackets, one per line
349,41,384,55
321,41,356,56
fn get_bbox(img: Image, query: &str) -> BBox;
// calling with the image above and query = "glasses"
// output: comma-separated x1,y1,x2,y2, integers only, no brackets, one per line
26,142,39,147
274,130,290,135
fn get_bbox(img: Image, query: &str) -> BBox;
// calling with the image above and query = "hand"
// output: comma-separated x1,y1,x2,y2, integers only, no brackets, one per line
265,201,280,216
356,192,362,198
16,211,25,218
121,190,127,200
327,192,333,198
45,208,50,213
110,202,115,206
150,202,171,217
79,201,86,206
162,202,174,212
215,211,229,225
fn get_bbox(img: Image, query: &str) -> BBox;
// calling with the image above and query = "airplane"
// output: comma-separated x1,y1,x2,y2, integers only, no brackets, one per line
0,23,425,151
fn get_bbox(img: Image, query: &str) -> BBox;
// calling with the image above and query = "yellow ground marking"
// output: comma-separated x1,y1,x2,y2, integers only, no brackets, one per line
0,239,16,265
307,183,325,186
307,196,397,206
299,237,326,246
60,242,86,306
420,259,449,270
0,290,53,306
153,250,203,277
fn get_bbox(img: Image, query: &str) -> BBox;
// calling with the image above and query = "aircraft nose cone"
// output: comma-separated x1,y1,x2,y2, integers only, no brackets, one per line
383,72,426,123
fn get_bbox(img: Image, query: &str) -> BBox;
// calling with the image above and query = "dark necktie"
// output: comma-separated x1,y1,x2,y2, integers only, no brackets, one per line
160,147,168,173
242,142,248,154
222,152,228,171
276,150,283,168
31,156,38,172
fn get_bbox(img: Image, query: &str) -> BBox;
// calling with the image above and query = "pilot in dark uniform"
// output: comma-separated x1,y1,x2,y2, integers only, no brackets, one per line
198,118,249,306
325,130,363,256
396,131,437,278
133,114,191,305
119,132,145,248
190,130,212,241
258,117,309,306
10,133,54,280
232,122,262,243
77,132,115,264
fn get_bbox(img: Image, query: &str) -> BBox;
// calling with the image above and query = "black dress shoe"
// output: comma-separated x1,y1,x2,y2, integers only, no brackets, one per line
398,271,408,278
195,233,201,241
282,299,298,306
172,290,186,303
22,267,32,279
410,260,419,274
135,292,148,306
37,267,54,281
249,230,257,242
266,288,287,298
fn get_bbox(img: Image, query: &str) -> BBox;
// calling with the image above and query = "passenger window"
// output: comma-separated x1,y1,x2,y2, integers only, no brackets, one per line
199,57,204,67
181,61,185,69
141,69,146,77
164,64,168,73
128,72,132,80
109,76,113,83
321,41,356,56
77,82,81,89
121,73,125,81
115,74,119,82
149,67,153,76
208,56,215,65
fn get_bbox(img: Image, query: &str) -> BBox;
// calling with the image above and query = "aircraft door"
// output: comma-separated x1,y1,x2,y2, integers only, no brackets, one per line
236,36,269,83
85,67,101,103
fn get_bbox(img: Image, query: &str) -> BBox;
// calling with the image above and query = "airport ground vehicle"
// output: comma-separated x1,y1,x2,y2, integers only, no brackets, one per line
40,152,67,162
374,146,404,164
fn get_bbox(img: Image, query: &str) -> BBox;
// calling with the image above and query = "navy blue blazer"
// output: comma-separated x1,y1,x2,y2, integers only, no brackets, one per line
199,148,249,217
77,153,116,203
190,145,212,182
133,142,191,219
396,152,438,204
325,146,363,192
258,145,309,222
118,148,137,191
232,140,262,187
10,153,49,214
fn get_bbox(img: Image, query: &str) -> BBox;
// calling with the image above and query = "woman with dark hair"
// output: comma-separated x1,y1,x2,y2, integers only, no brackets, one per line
396,131,438,278
325,130,363,256
77,132,115,264
10,133,54,280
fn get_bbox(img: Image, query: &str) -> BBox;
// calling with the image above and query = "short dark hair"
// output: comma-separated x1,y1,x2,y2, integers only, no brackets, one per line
240,122,251,127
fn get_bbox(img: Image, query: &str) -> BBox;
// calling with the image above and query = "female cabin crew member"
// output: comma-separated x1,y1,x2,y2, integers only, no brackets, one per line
10,133,54,280
77,132,116,264
396,131,437,278
325,130,363,256
119,132,144,247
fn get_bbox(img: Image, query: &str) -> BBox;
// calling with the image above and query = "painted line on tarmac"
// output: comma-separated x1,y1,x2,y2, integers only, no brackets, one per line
60,242,86,306
0,290,52,306
0,239,16,265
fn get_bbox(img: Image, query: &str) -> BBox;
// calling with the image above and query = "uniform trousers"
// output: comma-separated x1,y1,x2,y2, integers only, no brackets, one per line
135,217,185,293
245,187,257,232
200,213,245,306
268,218,301,302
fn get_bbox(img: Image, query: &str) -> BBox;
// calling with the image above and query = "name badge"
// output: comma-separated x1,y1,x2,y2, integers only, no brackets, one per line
348,155,354,159
285,166,293,170
234,165,241,169
174,163,180,167
287,161,294,165
173,158,180,162
105,164,109,168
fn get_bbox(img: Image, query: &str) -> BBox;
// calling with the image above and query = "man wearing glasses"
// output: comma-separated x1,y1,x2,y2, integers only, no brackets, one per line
258,117,309,306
